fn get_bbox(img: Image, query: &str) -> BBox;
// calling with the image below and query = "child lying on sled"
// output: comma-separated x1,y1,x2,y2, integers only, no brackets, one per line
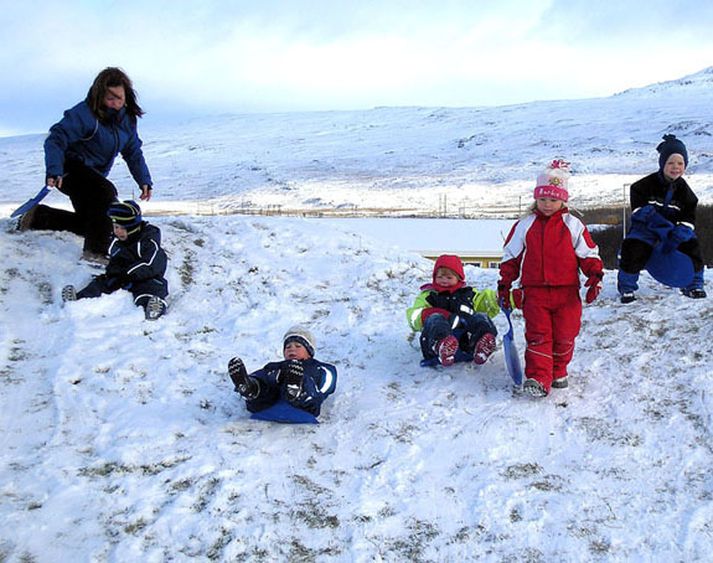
228,325,337,418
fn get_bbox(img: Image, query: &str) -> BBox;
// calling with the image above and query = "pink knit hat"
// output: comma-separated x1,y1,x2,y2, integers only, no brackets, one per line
534,159,570,202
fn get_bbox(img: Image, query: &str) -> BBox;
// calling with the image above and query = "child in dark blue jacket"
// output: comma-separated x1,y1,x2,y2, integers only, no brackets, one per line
618,135,706,302
228,326,337,418
62,200,169,320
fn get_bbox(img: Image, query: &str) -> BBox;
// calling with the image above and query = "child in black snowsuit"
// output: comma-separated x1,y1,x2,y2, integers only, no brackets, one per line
618,134,706,302
62,200,169,320
228,326,337,417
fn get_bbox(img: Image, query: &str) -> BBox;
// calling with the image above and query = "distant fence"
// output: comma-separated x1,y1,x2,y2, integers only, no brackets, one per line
149,201,523,220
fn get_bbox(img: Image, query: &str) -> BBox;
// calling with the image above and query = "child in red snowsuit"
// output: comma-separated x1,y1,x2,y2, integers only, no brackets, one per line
498,160,604,398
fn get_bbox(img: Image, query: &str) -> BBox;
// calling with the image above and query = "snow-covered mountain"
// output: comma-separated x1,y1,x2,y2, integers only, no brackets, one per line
1,68,712,218
615,65,713,98
1,69,713,561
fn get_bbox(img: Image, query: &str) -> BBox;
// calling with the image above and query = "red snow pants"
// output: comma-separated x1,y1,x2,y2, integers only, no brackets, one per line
522,286,581,392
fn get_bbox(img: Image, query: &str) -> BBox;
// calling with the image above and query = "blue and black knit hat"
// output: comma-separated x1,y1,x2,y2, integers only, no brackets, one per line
283,325,316,357
107,200,142,233
657,134,688,170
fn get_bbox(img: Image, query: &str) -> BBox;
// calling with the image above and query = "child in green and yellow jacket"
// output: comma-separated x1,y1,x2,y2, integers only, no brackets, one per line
407,254,499,367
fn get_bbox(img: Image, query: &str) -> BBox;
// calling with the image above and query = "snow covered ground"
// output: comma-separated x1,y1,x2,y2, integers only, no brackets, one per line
2,214,712,562
1,68,713,561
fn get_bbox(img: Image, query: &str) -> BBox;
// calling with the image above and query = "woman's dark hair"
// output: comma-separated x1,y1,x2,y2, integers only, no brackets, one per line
86,67,144,122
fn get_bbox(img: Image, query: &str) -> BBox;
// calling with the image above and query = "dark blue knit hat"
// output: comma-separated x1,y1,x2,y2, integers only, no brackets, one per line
107,200,142,228
657,134,688,170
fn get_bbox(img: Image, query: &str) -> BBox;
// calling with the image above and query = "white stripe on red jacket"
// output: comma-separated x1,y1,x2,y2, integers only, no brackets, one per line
500,208,602,288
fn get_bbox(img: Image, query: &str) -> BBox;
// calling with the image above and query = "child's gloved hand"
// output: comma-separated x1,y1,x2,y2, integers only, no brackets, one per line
585,274,603,304
426,293,450,309
498,284,523,309
497,283,511,309
631,205,657,224
511,289,524,309
670,224,694,244
279,359,303,384
672,224,694,241
103,274,126,291
661,224,694,254
280,360,304,399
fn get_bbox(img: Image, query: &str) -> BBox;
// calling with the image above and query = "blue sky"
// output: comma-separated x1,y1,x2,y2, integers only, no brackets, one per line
2,0,712,135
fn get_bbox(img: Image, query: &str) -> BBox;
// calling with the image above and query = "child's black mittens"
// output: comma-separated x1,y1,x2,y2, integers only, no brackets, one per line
280,360,305,400
427,292,473,316
426,293,450,309
107,277,126,291
279,359,304,384
105,262,123,277
99,273,127,291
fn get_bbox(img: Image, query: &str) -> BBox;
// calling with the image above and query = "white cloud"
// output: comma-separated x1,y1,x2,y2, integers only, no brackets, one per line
2,0,712,132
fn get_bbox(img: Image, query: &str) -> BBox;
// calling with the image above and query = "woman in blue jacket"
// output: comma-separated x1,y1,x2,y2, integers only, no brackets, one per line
19,67,153,263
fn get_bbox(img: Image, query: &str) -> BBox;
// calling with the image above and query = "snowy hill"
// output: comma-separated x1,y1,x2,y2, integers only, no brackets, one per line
615,66,713,98
2,69,713,560
2,215,713,561
2,68,713,219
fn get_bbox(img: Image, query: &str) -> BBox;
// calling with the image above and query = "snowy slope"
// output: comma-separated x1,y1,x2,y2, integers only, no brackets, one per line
2,68,713,561
2,215,712,562
2,68,713,219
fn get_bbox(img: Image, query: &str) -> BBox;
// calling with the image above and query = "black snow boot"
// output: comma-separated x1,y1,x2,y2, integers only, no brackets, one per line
62,285,78,302
228,357,259,398
144,296,167,320
681,287,707,299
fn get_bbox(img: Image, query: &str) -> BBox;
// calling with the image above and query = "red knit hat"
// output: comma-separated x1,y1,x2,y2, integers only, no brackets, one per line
534,159,570,202
433,254,465,281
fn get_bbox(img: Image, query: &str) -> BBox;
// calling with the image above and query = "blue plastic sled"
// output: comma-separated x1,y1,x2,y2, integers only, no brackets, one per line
501,306,524,386
645,244,695,288
11,186,51,218
250,399,319,424
420,348,473,368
